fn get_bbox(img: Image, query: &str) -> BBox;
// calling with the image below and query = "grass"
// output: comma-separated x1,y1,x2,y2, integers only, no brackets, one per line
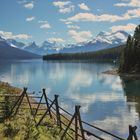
0,81,72,140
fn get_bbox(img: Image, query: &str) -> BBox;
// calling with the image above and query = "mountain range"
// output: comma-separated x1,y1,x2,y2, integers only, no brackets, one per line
0,37,40,60
59,31,128,54
0,30,129,57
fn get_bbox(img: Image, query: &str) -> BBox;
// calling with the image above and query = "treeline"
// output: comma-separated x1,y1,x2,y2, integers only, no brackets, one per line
119,24,140,73
43,45,124,61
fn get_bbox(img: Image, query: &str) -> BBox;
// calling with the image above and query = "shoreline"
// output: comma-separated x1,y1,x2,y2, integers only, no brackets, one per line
103,69,140,79
0,81,39,108
0,81,22,94
0,80,70,119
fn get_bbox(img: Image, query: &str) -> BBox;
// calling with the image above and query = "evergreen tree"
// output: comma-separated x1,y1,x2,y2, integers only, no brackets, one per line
119,24,140,73
134,25,140,71
134,25,140,44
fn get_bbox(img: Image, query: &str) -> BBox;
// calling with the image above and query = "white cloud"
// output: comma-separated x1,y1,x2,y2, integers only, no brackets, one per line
114,0,140,8
39,20,51,29
38,20,49,23
0,30,31,40
63,13,121,22
60,19,73,25
68,30,92,43
24,2,34,9
14,34,31,39
64,13,123,23
53,1,74,14
111,23,137,32
26,16,35,22
17,0,27,4
53,1,71,8
67,25,80,29
48,37,65,43
78,3,90,11
125,8,140,18
40,24,51,29
65,21,73,25
63,8,140,23
59,6,74,14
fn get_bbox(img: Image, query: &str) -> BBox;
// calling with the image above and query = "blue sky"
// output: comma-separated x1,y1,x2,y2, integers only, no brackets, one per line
0,0,140,45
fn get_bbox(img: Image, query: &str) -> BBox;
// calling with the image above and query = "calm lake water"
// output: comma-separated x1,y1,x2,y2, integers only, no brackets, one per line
0,59,140,139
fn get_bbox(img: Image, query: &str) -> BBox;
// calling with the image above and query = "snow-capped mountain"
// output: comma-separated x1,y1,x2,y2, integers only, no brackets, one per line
0,38,40,59
23,41,58,55
39,41,58,54
59,30,129,53
7,39,26,49
41,41,55,51
0,36,6,42
0,30,129,55
24,42,38,53
92,31,128,44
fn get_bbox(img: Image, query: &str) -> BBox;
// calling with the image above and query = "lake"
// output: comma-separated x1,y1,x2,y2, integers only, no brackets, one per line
0,59,140,139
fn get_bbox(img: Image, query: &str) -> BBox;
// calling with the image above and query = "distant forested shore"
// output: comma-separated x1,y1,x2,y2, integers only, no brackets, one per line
43,45,124,62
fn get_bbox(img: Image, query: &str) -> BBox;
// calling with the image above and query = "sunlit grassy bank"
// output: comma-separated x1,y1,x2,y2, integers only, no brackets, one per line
0,81,71,140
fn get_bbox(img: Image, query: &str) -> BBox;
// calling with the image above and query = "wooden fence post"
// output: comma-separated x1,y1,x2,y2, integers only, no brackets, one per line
10,87,27,116
55,95,61,128
75,106,79,140
127,125,133,140
34,92,44,116
61,112,76,140
131,126,138,140
77,105,85,140
36,97,56,127
43,89,52,118
127,125,138,140
25,90,33,115
61,105,85,140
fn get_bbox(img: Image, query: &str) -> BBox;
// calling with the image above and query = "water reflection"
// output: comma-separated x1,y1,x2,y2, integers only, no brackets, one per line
0,60,140,139
87,75,140,139
121,76,140,119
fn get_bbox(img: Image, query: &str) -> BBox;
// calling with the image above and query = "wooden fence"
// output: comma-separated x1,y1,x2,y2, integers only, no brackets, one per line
0,88,138,140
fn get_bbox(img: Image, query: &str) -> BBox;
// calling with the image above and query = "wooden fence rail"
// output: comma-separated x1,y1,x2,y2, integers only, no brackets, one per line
0,88,138,140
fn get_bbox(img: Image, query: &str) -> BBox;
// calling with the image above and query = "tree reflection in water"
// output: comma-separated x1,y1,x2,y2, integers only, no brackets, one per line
121,76,140,119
